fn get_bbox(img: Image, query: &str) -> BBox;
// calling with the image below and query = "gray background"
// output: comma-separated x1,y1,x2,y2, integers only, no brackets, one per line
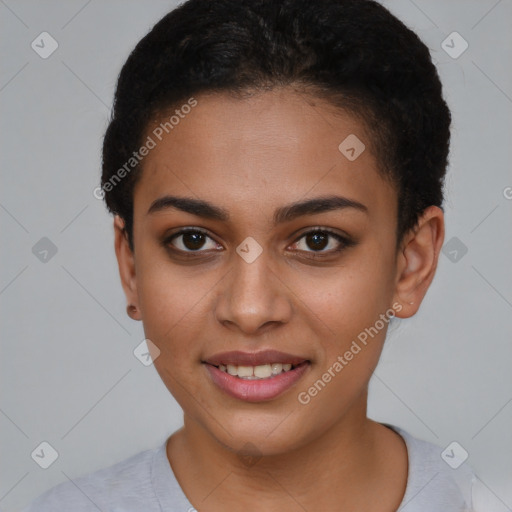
1,0,511,510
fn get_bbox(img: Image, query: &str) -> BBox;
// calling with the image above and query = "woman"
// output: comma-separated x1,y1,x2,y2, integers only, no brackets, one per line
23,0,482,510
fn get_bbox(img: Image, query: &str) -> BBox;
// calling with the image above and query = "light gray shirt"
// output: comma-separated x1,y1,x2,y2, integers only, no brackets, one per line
20,424,482,511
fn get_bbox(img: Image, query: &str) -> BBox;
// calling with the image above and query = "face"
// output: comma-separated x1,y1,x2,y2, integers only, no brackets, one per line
119,88,408,456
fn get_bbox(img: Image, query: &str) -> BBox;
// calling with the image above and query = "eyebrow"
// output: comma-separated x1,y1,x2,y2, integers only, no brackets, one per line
147,194,368,225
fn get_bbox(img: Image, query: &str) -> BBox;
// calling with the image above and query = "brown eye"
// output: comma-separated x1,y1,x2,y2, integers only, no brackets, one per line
305,232,329,251
292,228,355,255
181,232,207,250
166,229,221,252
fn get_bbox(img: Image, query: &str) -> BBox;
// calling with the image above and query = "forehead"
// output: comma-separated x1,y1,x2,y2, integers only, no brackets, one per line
134,89,396,222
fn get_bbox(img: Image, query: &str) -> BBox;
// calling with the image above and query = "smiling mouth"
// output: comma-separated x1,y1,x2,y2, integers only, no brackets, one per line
203,352,311,401
210,362,302,380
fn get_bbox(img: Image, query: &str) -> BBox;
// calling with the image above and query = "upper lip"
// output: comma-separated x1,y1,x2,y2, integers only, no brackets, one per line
203,350,309,367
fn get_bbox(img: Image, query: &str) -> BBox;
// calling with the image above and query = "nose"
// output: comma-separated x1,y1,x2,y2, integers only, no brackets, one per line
214,249,293,335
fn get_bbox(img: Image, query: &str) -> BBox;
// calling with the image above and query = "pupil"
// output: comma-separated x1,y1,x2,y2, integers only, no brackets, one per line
183,232,205,250
307,232,328,251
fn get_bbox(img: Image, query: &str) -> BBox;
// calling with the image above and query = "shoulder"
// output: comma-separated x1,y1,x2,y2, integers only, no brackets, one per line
386,424,482,512
20,445,161,512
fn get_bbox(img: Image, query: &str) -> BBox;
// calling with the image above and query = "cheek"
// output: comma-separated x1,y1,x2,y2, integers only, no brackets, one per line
291,253,394,339
138,262,213,404
135,250,212,360
293,271,391,428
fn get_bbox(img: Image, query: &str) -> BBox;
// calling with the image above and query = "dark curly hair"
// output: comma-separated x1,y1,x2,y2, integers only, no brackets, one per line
101,0,451,251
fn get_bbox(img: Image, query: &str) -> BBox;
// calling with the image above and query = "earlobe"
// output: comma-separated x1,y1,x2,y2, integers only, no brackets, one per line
113,215,141,320
392,206,445,318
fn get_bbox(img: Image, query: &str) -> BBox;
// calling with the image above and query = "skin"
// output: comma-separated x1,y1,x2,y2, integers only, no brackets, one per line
114,87,445,511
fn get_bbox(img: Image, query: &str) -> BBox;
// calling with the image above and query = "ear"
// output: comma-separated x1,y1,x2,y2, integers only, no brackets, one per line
392,206,445,318
113,215,141,321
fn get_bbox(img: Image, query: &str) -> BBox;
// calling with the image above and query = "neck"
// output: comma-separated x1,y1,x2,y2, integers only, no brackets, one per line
165,392,406,511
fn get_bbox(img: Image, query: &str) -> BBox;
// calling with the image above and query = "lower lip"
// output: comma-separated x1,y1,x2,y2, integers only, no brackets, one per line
204,362,310,402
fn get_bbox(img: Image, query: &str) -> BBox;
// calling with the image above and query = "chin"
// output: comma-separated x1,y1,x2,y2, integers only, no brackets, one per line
203,410,314,458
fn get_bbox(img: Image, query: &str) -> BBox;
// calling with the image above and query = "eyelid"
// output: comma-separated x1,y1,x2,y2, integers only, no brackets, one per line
163,226,355,255
291,225,353,242
289,226,355,253
164,227,222,253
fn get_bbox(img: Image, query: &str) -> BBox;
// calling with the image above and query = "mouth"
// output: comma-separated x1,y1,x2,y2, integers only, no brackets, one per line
202,350,311,402
209,362,301,379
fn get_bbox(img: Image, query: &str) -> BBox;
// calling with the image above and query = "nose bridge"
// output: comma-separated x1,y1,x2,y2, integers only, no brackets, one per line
232,251,272,301
215,242,292,332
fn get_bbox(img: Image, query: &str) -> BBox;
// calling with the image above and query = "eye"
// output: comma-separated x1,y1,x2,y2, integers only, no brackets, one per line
164,228,221,253
163,227,355,257
290,228,355,255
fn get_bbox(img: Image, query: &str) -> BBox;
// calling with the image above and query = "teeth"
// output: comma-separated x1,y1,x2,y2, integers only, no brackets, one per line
254,364,272,378
271,363,283,375
237,365,253,378
217,362,296,379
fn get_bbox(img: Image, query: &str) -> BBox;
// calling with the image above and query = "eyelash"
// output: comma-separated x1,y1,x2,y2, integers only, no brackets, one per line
162,227,356,258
